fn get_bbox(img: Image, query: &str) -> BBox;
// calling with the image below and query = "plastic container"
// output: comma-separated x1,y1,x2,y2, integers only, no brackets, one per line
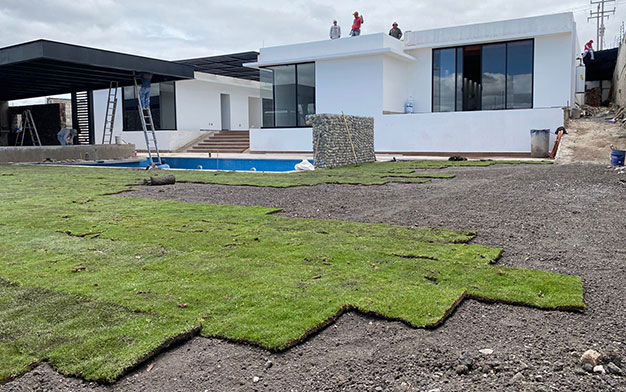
610,149,625,166
405,97,414,114
530,129,550,158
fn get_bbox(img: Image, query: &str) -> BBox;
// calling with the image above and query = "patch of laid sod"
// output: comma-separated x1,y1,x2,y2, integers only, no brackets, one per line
0,163,579,383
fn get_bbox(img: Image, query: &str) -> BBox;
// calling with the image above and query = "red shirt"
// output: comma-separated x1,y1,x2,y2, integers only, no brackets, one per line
585,41,593,50
352,16,363,30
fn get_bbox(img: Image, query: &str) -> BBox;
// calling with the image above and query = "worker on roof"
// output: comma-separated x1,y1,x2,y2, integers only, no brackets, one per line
330,20,341,40
389,22,403,40
582,40,595,61
137,72,153,108
350,12,364,37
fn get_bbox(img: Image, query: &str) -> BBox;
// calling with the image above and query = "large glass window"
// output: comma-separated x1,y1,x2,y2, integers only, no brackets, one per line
432,48,456,112
260,69,275,127
506,40,534,109
296,63,316,126
432,40,534,112
262,63,315,128
123,82,176,131
482,43,506,110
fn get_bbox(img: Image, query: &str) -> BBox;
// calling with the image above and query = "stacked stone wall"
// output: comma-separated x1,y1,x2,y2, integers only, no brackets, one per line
308,114,375,169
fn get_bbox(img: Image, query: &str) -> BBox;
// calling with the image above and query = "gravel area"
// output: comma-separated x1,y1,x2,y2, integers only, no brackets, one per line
2,163,626,392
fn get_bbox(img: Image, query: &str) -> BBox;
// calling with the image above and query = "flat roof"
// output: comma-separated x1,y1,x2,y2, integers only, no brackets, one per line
177,52,260,81
0,39,195,101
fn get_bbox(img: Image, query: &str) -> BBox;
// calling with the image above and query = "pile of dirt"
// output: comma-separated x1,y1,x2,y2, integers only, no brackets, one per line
558,116,626,164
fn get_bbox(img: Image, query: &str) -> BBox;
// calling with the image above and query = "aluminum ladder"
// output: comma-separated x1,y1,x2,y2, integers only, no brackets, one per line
15,110,41,146
101,81,119,144
134,78,162,166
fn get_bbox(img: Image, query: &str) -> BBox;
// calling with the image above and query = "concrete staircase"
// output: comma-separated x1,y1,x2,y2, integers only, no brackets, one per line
186,130,250,153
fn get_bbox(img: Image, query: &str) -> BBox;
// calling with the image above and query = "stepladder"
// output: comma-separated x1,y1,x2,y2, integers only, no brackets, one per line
134,78,162,166
101,81,119,144
15,110,41,146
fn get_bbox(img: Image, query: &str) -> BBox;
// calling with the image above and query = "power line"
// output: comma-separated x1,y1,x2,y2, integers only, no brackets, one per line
588,0,616,49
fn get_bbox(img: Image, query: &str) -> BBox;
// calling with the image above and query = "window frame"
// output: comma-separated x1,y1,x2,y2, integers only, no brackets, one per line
122,81,178,132
431,39,534,113
261,62,316,129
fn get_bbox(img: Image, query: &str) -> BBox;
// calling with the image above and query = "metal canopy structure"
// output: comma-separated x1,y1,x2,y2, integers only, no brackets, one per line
0,39,195,101
177,52,260,81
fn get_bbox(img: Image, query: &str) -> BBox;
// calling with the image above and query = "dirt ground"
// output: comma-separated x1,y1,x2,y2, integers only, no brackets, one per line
557,114,626,164
2,163,626,392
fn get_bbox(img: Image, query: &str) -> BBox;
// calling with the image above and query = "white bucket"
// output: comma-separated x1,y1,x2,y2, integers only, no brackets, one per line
115,136,122,144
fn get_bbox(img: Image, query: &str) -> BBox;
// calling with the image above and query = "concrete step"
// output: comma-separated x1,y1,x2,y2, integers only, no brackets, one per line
196,141,249,146
185,130,250,153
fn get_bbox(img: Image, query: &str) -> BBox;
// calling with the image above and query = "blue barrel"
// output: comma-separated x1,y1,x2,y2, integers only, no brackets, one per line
611,149,625,166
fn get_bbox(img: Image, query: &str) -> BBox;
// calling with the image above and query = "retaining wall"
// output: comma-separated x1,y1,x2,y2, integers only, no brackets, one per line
309,114,375,169
0,144,136,163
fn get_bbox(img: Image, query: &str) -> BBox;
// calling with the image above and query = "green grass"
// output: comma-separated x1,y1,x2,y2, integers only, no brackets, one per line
0,162,580,383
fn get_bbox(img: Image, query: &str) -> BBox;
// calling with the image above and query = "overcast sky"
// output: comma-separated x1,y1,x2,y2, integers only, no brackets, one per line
1,0,626,61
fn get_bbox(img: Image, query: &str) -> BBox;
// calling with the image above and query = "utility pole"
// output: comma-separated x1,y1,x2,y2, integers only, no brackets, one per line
588,0,616,50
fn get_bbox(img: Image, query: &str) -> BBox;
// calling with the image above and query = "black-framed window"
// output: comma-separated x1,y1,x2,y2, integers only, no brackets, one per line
432,39,534,112
122,82,177,131
261,63,315,128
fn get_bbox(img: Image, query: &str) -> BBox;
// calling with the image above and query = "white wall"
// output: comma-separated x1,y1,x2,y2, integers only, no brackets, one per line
403,48,433,113
93,88,123,144
176,72,260,131
119,130,208,152
405,13,575,48
534,33,576,108
255,33,407,65
383,56,412,113
316,56,384,116
376,108,563,153
93,72,260,152
250,128,312,152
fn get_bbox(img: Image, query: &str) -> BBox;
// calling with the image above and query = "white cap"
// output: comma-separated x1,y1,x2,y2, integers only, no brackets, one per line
333,19,337,22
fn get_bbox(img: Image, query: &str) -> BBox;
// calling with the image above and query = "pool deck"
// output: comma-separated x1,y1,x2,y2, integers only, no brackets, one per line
157,152,547,162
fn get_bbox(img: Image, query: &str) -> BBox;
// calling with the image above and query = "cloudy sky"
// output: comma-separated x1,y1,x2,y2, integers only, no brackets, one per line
1,0,625,61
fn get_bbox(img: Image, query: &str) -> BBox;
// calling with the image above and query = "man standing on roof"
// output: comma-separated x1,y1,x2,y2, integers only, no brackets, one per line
137,72,153,108
350,12,364,37
330,20,341,39
582,40,595,61
389,22,403,40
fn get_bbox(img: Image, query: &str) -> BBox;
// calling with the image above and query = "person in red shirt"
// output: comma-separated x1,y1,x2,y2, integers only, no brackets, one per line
350,11,364,37
582,40,595,61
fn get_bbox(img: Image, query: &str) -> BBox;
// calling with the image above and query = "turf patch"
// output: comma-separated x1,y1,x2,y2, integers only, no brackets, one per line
0,163,580,383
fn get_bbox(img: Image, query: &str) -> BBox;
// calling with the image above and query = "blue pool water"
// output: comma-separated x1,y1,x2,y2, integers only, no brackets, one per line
85,157,310,173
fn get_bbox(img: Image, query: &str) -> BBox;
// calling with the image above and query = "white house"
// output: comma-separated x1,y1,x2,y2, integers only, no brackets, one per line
93,53,262,152
245,13,578,154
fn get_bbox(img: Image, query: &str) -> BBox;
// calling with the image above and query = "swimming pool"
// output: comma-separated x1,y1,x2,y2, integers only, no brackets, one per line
84,157,312,173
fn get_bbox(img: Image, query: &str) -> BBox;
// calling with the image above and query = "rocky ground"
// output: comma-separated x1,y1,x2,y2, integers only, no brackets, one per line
2,163,625,392
558,112,626,164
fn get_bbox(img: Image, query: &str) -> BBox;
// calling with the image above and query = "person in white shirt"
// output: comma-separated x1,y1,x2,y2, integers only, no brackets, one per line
330,20,341,40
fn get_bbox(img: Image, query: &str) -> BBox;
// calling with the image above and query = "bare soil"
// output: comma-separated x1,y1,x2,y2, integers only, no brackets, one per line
558,116,626,164
2,163,626,392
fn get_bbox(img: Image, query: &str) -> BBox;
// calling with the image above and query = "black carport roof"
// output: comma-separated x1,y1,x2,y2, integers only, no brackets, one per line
0,39,195,101
177,52,260,81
